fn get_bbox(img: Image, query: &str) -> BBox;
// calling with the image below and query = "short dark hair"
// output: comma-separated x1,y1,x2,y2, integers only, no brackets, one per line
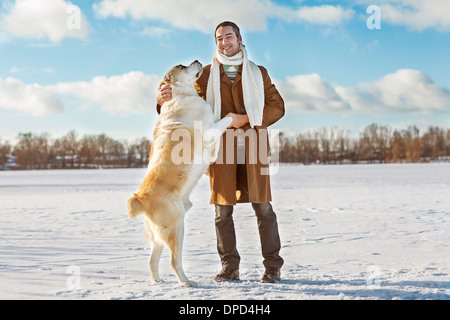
215,21,241,42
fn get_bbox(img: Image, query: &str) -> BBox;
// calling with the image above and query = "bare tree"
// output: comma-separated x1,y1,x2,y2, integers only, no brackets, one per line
404,126,421,163
96,133,110,168
4,124,450,169
34,133,51,169
134,137,151,167
333,128,351,164
108,138,126,166
359,124,391,163
62,130,79,168
390,129,404,163
446,129,450,160
12,132,51,169
0,138,11,169
122,139,138,168
318,127,332,164
79,135,99,168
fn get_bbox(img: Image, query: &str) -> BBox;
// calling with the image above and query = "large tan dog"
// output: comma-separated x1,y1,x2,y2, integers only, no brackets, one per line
127,61,232,287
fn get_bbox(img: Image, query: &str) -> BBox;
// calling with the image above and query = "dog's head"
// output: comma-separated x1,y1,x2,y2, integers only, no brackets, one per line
161,60,203,87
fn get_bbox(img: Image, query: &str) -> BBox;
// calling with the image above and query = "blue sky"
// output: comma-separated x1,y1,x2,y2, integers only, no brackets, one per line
1,0,450,143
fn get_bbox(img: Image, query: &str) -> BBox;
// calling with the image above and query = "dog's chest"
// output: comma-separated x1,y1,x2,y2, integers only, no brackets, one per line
172,96,214,123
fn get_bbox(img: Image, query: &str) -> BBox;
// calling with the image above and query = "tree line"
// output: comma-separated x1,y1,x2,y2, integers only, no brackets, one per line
0,130,150,170
279,124,450,164
1,124,450,170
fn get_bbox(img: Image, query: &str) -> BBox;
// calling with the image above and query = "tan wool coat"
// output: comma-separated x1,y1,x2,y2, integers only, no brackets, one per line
194,64,285,205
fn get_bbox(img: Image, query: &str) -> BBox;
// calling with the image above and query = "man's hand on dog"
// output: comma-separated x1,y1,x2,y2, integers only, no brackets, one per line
157,84,172,106
226,113,249,129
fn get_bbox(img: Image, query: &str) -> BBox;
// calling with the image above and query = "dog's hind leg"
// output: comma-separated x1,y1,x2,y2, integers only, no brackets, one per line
144,217,165,283
149,241,164,283
167,219,198,288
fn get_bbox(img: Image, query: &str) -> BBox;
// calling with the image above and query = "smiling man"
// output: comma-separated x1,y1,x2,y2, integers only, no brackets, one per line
157,21,285,283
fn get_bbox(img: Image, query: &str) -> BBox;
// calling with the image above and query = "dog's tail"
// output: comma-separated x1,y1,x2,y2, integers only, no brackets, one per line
127,194,145,219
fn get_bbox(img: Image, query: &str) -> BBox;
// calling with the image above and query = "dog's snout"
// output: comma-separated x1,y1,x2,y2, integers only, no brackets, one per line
191,60,203,71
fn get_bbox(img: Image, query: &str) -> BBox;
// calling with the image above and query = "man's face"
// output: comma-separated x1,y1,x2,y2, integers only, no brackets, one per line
215,26,242,57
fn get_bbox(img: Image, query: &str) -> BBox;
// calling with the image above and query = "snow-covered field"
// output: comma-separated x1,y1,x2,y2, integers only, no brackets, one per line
0,164,449,300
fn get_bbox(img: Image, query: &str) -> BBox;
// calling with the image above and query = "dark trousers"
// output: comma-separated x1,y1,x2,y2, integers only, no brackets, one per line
214,202,284,270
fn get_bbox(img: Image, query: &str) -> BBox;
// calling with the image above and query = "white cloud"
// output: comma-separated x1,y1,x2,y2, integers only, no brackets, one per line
141,26,172,39
93,0,354,33
277,74,351,112
94,0,268,32
1,0,89,42
1,71,161,117
357,0,450,32
53,71,160,115
277,69,450,114
41,67,55,74
4,68,447,120
381,0,450,31
356,69,450,113
8,66,55,75
292,5,355,26
0,77,64,116
9,67,21,74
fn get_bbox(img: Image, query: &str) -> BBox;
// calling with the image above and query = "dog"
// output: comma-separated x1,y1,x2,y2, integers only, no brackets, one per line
127,61,232,287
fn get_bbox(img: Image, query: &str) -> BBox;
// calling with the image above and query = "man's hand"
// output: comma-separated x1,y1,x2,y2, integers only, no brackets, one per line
157,84,172,106
226,112,249,128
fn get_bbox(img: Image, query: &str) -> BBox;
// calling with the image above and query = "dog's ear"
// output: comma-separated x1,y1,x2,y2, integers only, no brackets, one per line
162,65,184,85
163,72,175,85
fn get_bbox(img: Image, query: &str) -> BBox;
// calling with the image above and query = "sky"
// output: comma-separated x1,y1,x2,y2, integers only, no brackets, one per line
1,0,450,143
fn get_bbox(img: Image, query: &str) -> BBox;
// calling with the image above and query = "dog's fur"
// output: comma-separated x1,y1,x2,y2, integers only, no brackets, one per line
127,61,232,287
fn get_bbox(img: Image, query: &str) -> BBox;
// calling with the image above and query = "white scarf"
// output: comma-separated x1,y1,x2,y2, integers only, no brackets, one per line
206,44,265,128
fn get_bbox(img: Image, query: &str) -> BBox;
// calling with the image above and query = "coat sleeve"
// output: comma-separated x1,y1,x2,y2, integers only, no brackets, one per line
258,66,285,129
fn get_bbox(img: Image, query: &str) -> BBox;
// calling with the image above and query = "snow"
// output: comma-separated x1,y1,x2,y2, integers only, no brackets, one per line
0,164,449,300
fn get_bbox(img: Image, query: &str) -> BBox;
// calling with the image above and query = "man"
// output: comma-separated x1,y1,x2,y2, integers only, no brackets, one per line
157,21,285,283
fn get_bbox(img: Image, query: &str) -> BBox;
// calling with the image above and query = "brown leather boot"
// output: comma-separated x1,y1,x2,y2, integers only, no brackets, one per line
261,267,281,283
214,267,240,282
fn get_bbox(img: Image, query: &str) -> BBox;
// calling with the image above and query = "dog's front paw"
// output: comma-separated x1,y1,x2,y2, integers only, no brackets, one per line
181,280,198,288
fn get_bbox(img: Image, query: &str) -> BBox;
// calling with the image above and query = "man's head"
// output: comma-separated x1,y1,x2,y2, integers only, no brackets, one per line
215,21,242,57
